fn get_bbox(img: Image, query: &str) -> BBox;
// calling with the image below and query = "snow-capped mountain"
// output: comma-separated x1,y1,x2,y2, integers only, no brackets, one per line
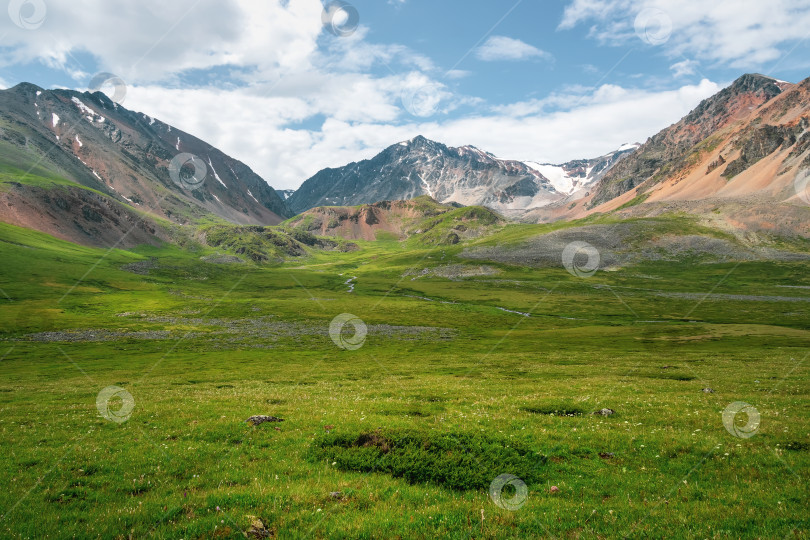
287,135,639,215
523,143,641,197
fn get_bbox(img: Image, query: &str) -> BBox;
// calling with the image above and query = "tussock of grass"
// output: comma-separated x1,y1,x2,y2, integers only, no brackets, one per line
310,429,545,491
641,372,698,381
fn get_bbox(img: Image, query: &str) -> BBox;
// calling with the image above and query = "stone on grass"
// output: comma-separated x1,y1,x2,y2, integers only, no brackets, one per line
246,515,270,538
593,408,615,417
246,415,284,426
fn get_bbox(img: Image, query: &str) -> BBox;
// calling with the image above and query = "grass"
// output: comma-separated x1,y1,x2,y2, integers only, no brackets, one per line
0,217,808,538
615,192,650,210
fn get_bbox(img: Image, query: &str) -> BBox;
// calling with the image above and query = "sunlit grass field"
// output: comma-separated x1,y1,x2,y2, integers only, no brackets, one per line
0,222,808,538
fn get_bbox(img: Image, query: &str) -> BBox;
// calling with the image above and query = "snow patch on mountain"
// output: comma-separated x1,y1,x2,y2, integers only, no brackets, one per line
206,156,227,188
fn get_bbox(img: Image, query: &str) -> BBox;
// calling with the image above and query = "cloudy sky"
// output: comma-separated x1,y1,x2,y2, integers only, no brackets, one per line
1,0,809,189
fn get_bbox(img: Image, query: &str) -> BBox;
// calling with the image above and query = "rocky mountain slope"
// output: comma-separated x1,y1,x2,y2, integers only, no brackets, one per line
287,136,637,216
0,83,291,246
589,74,803,208
553,73,810,238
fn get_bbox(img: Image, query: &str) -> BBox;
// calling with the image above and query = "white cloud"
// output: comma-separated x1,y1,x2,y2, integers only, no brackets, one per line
559,0,810,68
670,59,698,78
445,69,472,79
0,0,321,83
427,79,722,163
474,36,552,62
0,0,729,192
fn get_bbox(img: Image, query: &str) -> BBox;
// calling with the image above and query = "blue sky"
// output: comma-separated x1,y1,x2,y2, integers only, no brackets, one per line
1,0,809,189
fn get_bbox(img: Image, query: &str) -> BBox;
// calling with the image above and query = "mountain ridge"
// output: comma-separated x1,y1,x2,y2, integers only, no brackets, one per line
286,135,637,215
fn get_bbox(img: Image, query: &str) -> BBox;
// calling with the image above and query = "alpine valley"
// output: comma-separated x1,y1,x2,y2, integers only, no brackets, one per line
1,72,809,539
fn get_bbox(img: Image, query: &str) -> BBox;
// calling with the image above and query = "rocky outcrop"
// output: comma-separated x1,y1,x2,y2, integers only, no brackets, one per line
722,124,798,178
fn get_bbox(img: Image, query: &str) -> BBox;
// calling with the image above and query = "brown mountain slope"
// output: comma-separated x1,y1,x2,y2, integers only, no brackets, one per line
527,74,810,237
589,74,791,207
0,181,169,248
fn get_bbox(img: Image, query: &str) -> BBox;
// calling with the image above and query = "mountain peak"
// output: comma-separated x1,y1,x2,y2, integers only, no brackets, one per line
400,135,435,148
8,82,44,95
729,73,785,96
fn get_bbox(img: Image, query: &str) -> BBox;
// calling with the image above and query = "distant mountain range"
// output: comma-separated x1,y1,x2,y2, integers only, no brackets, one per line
1,73,808,248
286,135,640,216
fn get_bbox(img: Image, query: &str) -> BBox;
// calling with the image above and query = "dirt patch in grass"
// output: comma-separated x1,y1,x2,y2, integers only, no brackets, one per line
310,429,544,491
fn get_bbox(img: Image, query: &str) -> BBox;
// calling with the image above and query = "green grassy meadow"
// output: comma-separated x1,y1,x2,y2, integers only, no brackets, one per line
0,220,808,538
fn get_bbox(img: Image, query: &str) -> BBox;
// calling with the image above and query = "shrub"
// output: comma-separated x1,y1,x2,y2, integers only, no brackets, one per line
309,429,544,491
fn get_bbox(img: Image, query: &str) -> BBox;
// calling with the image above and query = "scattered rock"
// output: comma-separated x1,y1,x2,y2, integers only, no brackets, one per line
121,258,159,275
593,408,615,417
200,254,245,265
20,329,172,343
598,452,615,459
246,516,271,538
702,388,715,393
246,415,284,426
549,486,560,494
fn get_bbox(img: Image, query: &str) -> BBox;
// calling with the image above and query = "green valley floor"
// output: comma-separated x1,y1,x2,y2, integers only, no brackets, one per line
0,221,808,538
